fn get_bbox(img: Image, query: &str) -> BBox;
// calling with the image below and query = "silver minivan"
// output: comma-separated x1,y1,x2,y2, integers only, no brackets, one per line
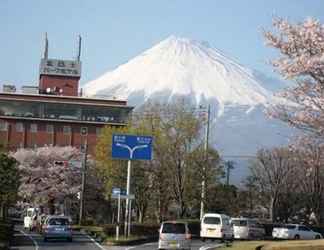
158,221,191,250
231,218,265,240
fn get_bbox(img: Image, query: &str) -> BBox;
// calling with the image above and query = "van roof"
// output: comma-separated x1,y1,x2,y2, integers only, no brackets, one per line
231,217,257,221
161,221,187,224
203,213,229,218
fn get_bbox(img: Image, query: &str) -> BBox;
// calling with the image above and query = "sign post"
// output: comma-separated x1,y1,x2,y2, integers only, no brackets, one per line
112,134,152,237
111,187,134,240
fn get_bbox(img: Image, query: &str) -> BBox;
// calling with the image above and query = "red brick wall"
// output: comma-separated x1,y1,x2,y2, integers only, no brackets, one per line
39,75,80,96
0,119,101,155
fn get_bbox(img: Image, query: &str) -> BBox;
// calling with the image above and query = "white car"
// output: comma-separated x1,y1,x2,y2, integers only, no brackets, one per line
272,224,322,240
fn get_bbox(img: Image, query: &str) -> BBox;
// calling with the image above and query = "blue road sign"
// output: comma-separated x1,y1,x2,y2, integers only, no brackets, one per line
112,187,121,195
112,134,153,160
112,187,127,195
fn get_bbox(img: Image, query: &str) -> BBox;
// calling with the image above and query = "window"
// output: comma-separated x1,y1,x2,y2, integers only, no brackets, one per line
162,223,186,234
30,124,37,133
80,127,88,136
203,217,221,225
63,126,71,134
16,122,24,132
46,124,54,133
48,218,69,226
0,121,8,131
299,226,311,231
232,220,247,227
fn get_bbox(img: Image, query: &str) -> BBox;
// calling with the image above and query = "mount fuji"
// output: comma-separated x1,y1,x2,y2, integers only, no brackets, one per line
84,36,293,183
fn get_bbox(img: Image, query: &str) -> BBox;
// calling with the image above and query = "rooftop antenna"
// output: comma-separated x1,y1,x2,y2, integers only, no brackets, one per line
76,35,82,61
43,32,48,59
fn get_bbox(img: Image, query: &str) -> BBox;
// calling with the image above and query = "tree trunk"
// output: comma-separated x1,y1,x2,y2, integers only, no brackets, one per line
0,202,4,219
269,197,275,222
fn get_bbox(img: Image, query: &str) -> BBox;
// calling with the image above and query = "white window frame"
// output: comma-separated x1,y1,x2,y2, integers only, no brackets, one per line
30,124,38,133
46,124,54,133
63,126,71,134
0,121,8,131
16,122,24,132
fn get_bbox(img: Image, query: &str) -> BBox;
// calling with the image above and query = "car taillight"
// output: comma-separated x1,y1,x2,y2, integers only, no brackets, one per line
221,228,224,232
186,233,191,240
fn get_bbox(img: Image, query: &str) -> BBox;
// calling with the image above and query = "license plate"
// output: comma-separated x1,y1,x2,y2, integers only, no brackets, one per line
55,228,64,231
208,229,215,232
169,241,178,247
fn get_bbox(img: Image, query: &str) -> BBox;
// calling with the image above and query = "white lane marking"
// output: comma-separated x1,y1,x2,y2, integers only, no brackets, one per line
126,242,156,250
83,232,107,250
199,243,223,250
19,230,39,250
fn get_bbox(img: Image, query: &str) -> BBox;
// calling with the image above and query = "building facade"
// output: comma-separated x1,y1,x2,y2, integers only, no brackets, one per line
0,35,133,154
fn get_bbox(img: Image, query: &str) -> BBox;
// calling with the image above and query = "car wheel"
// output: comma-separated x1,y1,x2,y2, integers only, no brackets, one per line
201,237,205,242
294,235,300,240
315,235,321,239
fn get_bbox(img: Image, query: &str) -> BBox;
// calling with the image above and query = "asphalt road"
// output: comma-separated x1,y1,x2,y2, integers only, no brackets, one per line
10,225,105,250
10,226,222,250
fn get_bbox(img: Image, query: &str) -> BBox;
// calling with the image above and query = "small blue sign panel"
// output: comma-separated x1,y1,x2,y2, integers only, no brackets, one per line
112,134,153,160
112,187,127,195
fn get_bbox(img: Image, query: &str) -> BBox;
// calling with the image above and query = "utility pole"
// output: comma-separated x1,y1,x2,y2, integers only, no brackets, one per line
225,161,235,186
200,104,210,220
79,140,87,225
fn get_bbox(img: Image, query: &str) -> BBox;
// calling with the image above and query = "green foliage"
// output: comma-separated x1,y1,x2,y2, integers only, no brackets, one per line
95,102,223,222
0,220,14,247
0,153,20,217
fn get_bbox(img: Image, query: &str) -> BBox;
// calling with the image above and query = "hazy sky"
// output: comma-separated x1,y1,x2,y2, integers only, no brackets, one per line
1,0,323,88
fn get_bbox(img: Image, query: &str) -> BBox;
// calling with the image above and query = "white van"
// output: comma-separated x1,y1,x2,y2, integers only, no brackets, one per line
200,213,233,241
231,217,265,240
24,208,36,231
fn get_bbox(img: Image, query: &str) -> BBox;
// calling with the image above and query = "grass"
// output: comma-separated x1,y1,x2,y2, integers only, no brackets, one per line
217,241,266,250
217,240,324,250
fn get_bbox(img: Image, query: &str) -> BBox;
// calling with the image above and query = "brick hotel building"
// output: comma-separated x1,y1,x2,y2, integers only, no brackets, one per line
0,35,133,153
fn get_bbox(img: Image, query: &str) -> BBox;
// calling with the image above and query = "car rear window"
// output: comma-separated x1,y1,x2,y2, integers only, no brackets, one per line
232,220,247,226
48,218,69,226
162,223,186,234
203,217,221,225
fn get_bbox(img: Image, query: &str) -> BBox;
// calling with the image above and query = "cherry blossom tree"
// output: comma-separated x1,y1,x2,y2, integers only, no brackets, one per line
12,146,82,213
264,18,324,136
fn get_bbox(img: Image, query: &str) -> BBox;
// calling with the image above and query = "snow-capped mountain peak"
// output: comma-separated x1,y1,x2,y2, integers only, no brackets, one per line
84,35,272,109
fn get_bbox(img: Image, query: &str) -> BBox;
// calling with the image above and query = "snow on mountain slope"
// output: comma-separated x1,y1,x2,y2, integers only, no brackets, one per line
84,36,273,112
84,36,293,183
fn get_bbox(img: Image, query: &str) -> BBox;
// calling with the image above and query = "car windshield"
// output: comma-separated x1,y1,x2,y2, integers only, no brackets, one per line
162,223,186,234
232,219,247,226
48,218,69,226
203,217,221,225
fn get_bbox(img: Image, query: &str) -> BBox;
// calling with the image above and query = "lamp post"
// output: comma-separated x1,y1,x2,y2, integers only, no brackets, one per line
200,104,210,220
79,140,87,225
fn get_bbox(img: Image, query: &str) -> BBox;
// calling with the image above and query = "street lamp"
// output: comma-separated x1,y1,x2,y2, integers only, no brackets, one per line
199,104,211,220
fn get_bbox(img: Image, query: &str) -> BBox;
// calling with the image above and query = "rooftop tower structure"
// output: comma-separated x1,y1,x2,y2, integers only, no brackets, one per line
39,33,82,96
